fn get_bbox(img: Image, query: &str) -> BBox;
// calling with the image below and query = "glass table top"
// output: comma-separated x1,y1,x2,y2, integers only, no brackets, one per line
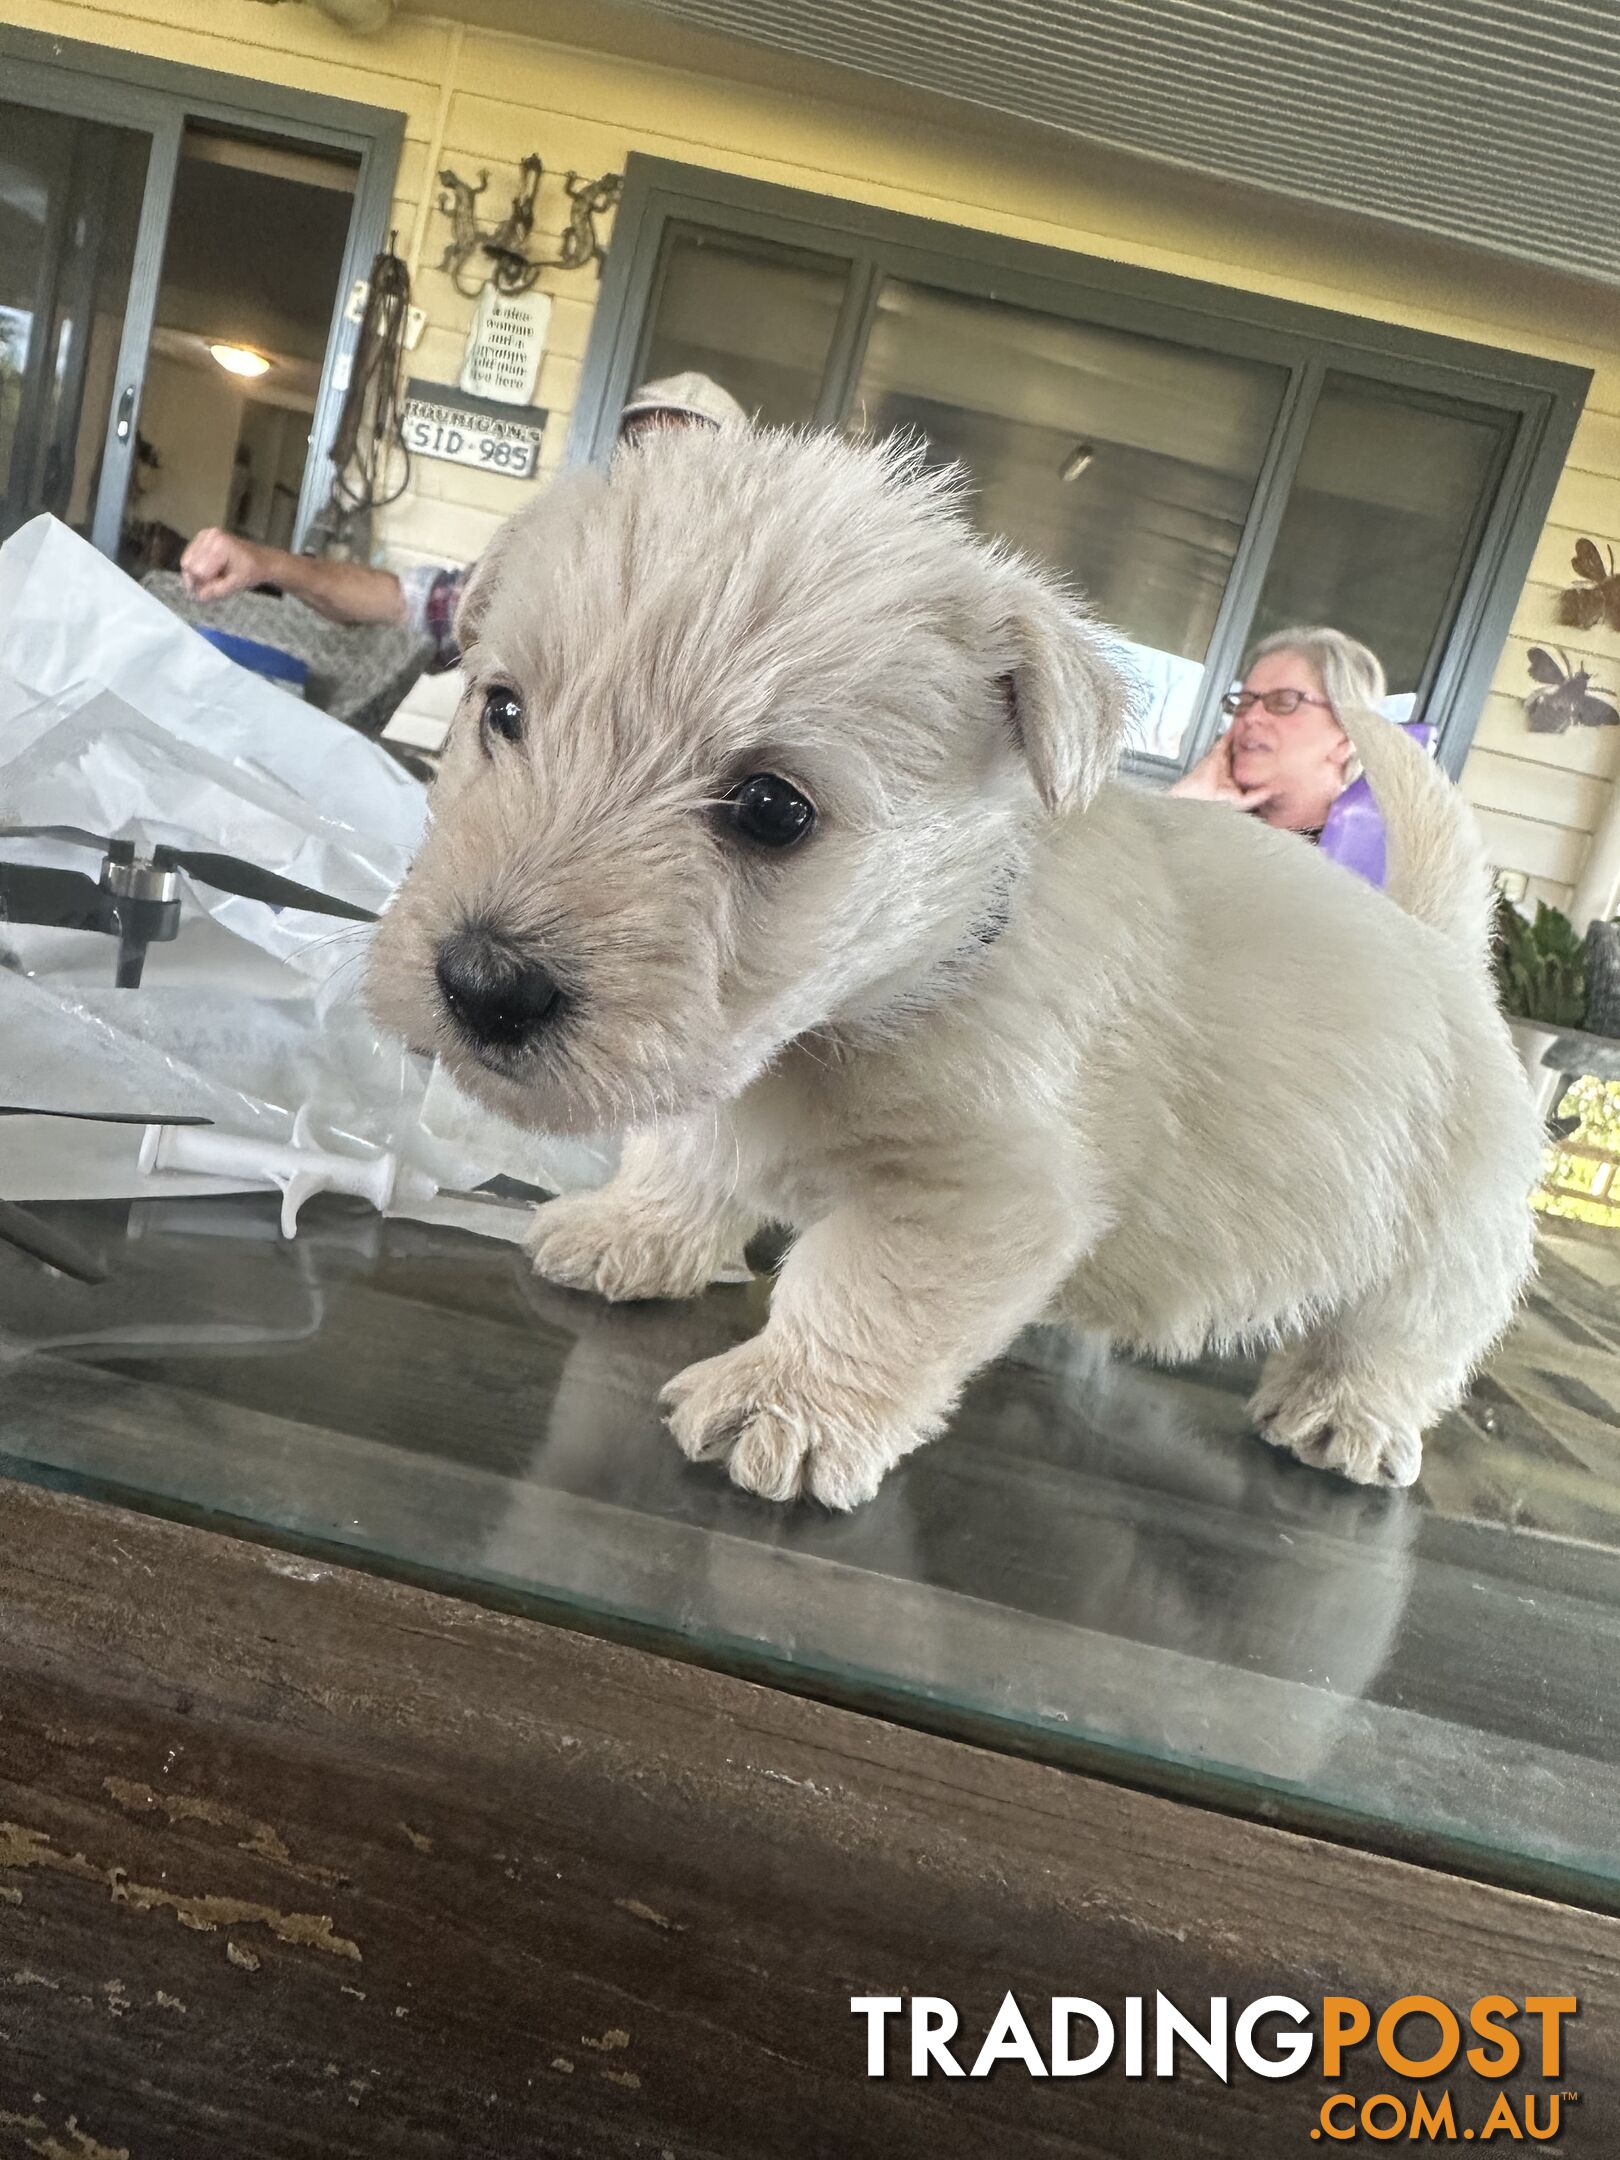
3,1191,1618,1905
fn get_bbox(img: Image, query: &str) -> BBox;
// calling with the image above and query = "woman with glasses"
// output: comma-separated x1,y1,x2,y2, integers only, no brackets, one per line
1170,626,1387,840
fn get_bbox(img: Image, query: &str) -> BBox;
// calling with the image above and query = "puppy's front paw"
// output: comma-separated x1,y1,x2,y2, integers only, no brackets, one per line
661,1339,930,1510
525,1191,732,1304
1251,1374,1422,1490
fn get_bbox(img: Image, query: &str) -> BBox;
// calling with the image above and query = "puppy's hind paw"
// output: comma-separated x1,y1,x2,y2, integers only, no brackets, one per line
525,1191,735,1304
1252,1395,1422,1490
661,1340,929,1510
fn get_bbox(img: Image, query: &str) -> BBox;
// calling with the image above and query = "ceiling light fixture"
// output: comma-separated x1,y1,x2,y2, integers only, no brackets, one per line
208,342,272,378
1059,441,1097,482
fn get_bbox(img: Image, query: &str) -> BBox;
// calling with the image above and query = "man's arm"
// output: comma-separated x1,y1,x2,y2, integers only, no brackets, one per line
180,529,407,628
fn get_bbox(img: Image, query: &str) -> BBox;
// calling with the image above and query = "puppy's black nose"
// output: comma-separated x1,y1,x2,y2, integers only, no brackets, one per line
435,924,561,1051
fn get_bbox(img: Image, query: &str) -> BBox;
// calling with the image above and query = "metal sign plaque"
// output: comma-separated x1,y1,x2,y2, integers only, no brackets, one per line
401,379,548,480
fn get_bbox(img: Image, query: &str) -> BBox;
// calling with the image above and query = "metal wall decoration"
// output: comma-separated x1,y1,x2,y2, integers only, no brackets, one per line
437,154,622,296
1524,645,1620,732
1557,537,1620,632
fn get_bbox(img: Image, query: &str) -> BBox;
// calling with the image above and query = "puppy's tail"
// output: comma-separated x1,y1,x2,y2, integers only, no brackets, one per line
1333,705,1494,956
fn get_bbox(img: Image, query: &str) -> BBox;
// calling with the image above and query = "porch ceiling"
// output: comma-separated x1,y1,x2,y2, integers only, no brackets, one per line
612,0,1620,287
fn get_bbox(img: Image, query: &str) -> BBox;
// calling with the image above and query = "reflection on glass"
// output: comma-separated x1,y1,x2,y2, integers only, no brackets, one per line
0,103,149,545
850,280,1288,758
1249,375,1509,694
635,225,850,427
5,1190,1620,1896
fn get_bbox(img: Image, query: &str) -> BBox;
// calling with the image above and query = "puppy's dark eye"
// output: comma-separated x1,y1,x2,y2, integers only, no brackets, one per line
481,686,524,745
728,773,815,849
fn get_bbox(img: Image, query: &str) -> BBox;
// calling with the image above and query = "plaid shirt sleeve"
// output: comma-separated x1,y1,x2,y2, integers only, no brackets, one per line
396,561,468,674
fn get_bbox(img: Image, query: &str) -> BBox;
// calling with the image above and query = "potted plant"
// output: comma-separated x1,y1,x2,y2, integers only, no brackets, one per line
1492,896,1620,1118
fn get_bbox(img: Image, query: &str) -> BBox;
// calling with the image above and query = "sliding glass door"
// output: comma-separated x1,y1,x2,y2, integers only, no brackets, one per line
0,85,177,552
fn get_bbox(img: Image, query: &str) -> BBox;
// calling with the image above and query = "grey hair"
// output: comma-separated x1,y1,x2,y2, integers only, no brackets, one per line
1245,624,1387,724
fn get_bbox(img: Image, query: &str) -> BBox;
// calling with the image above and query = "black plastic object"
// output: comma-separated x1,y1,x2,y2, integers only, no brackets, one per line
0,825,378,922
0,1196,107,1284
0,1112,212,1279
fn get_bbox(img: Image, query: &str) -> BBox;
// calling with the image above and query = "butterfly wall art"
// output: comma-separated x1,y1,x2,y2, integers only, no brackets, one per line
1524,646,1620,733
1557,538,1620,633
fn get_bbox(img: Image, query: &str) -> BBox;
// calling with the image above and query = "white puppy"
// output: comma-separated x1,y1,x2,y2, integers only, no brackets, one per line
367,426,1542,1507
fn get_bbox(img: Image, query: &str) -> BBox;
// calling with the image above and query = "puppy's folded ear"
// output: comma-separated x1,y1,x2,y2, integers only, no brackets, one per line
450,524,513,658
999,572,1133,815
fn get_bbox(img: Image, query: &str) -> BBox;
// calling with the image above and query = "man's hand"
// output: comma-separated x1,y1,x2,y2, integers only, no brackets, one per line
178,530,408,628
1169,730,1277,811
181,528,278,604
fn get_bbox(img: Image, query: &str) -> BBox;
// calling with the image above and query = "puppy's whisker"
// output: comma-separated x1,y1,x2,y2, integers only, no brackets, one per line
298,918,375,953
786,1030,834,1076
318,953,374,1001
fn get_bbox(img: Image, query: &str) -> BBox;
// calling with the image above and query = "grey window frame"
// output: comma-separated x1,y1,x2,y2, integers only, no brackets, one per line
570,155,1589,780
0,24,405,555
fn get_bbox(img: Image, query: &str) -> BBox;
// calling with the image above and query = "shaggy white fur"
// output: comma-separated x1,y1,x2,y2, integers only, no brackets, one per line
367,425,1542,1508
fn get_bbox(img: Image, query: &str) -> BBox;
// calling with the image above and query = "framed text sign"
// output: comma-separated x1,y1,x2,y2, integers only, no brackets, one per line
459,286,550,404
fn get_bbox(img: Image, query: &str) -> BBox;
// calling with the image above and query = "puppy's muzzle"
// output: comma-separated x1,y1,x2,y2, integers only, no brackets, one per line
435,920,562,1056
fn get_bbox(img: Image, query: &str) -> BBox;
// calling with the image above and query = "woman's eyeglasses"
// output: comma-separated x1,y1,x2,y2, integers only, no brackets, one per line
1221,688,1332,717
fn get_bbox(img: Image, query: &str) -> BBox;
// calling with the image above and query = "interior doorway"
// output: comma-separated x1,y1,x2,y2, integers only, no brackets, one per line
119,126,358,576
0,24,403,565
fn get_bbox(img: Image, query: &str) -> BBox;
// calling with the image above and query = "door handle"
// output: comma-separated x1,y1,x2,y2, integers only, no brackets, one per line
114,384,136,442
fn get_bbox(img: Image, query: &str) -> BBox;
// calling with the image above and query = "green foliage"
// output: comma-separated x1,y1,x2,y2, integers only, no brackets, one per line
1492,895,1587,1029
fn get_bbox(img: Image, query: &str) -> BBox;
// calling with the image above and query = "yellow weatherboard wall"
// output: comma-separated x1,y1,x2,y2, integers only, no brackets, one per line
10,0,1620,909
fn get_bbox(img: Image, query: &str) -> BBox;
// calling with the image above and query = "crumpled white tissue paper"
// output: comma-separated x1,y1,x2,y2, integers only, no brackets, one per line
0,516,618,1220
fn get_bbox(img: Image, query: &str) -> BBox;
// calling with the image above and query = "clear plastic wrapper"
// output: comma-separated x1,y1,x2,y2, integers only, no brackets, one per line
0,517,614,1218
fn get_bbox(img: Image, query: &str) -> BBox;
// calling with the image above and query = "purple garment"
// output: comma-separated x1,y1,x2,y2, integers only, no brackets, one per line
1316,721,1436,889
